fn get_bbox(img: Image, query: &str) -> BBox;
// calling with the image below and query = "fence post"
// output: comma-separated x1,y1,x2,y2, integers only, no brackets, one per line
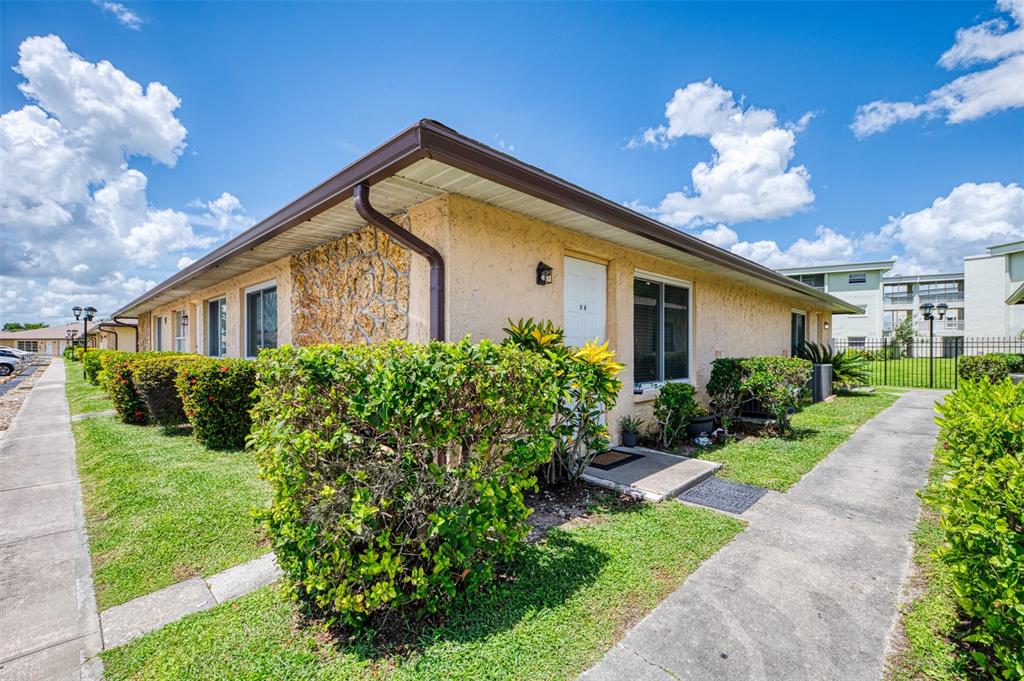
883,337,888,386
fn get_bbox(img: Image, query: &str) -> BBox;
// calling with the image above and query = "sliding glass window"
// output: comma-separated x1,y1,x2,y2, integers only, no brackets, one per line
633,277,690,387
245,284,277,357
207,298,227,357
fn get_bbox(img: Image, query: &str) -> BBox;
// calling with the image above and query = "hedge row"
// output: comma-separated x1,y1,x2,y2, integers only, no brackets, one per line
935,379,1024,679
707,356,812,433
958,353,1024,383
90,349,255,449
249,340,563,630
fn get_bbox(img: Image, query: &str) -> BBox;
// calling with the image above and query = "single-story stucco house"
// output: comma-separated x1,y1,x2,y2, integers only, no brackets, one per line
114,120,858,440
0,319,138,357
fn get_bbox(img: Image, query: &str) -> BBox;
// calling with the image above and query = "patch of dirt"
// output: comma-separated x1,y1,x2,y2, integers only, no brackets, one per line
524,480,641,543
172,564,200,581
0,360,48,435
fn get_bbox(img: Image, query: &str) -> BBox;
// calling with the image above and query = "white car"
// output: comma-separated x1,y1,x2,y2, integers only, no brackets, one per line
0,356,20,377
0,347,34,363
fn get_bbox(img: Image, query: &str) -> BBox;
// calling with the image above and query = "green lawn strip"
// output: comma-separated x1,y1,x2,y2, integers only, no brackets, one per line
73,415,270,609
885,446,974,681
695,391,901,491
64,363,114,415
865,358,958,390
101,501,743,681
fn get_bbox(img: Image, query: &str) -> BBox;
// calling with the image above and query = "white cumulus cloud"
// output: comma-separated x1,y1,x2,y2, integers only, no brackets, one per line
630,79,815,227
187,192,255,234
0,36,244,325
852,0,1024,137
874,181,1024,273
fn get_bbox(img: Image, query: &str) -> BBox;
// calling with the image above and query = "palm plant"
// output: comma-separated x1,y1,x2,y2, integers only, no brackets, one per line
797,340,871,389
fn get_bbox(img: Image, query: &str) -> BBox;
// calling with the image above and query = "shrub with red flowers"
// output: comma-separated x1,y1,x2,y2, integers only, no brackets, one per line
175,357,257,450
99,351,149,424
131,354,201,430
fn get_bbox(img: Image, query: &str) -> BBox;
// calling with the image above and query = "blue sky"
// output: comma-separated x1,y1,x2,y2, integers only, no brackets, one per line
1,0,1022,323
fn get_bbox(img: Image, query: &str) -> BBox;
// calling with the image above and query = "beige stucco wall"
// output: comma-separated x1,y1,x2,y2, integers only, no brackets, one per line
403,193,832,439
145,257,292,357
290,226,410,345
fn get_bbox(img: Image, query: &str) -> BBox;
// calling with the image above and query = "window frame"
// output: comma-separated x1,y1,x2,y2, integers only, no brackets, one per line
173,310,186,352
632,270,693,390
16,340,39,352
155,316,164,351
848,272,868,285
207,297,228,357
244,281,278,359
791,309,807,356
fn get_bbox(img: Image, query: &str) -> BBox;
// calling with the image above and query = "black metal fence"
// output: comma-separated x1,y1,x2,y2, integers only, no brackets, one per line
831,336,1024,389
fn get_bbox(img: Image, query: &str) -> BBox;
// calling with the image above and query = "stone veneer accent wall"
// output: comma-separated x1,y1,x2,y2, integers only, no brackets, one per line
290,225,411,345
137,312,152,352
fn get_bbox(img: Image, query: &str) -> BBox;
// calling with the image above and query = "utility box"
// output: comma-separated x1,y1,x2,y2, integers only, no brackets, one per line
810,363,833,403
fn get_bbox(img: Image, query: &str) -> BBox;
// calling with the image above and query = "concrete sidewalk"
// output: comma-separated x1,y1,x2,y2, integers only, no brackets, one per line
0,360,101,681
581,390,940,681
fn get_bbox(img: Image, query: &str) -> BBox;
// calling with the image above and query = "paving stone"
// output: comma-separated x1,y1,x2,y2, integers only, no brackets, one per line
0,452,77,491
0,482,79,544
585,449,720,500
0,632,103,681
207,553,282,603
100,578,216,649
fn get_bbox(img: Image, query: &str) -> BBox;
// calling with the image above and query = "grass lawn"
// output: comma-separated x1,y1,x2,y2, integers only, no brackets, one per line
65,362,114,415
864,357,958,390
101,498,742,680
885,446,976,681
694,390,901,491
72,411,270,609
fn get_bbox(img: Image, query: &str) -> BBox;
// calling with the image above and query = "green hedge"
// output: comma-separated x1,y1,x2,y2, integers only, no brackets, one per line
708,356,811,433
176,358,257,450
249,340,562,630
935,379,1024,679
99,351,148,424
958,354,1011,383
82,349,109,384
131,354,199,429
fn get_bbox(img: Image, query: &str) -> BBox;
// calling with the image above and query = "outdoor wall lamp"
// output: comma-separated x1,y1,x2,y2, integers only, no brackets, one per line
536,261,553,286
181,313,189,328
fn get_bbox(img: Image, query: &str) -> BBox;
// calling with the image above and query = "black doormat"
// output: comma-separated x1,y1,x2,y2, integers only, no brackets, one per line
589,450,644,471
678,476,768,514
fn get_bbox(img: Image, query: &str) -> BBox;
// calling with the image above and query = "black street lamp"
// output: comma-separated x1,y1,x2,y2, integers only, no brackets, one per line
919,302,948,388
72,305,97,378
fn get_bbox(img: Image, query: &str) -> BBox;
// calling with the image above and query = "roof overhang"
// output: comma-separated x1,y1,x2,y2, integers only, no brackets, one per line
778,261,895,276
1008,282,1024,305
116,120,862,317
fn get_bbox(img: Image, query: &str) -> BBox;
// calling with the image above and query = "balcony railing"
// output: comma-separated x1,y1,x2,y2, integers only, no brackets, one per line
918,319,965,333
883,294,915,304
919,291,964,303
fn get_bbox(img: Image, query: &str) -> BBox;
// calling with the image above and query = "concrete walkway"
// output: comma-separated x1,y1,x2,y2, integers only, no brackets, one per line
0,359,101,681
582,390,940,681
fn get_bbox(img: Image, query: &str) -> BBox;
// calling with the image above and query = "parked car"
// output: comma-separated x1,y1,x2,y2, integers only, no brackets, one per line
0,356,20,377
0,347,34,363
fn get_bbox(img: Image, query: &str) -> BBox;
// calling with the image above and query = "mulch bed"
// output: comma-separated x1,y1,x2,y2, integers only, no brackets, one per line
524,479,639,542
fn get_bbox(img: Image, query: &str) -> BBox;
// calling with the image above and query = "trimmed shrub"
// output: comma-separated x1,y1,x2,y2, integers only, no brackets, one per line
82,349,109,384
99,351,147,423
988,353,1024,374
131,354,200,429
935,379,1024,679
709,356,812,433
502,318,624,483
249,340,563,630
176,358,257,450
652,382,699,447
958,354,1010,383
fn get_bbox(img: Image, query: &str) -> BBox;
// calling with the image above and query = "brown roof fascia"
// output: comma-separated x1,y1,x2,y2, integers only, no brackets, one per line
117,119,860,316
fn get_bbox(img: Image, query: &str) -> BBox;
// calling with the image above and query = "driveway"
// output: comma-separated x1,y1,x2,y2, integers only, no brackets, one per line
581,390,939,681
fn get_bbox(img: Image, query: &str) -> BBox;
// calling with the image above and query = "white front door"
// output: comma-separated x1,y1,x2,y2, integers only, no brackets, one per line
563,257,607,347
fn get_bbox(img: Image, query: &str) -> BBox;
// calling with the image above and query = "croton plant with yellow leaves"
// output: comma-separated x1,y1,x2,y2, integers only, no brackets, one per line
503,318,624,483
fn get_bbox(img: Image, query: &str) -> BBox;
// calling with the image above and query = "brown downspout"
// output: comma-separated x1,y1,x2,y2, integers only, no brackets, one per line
353,183,445,341
97,316,140,352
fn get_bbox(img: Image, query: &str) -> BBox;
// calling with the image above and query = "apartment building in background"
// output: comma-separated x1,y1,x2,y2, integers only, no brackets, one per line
778,239,1024,344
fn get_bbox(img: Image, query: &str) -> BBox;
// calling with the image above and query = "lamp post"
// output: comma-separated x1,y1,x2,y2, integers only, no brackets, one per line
65,329,78,358
72,305,96,379
919,302,948,389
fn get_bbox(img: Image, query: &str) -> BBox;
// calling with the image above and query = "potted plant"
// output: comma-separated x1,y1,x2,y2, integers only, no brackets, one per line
618,415,644,447
686,405,715,437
